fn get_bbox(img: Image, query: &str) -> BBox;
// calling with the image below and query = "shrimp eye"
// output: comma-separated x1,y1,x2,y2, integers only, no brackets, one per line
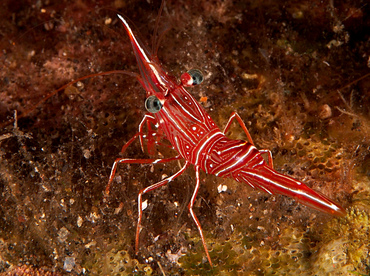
145,95,163,113
181,69,204,87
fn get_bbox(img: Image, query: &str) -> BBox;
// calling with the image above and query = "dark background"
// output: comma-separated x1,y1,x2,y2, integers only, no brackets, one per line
0,0,369,275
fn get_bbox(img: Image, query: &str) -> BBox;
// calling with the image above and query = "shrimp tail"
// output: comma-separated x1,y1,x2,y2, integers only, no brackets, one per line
237,165,346,216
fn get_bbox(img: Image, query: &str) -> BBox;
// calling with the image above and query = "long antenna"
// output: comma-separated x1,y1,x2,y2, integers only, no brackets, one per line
0,70,139,128
152,0,166,56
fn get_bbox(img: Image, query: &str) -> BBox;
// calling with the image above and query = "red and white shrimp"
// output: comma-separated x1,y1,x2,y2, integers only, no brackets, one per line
104,14,346,266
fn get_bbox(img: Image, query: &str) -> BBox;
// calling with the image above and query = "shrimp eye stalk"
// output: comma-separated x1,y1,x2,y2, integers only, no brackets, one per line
145,95,163,113
181,69,204,87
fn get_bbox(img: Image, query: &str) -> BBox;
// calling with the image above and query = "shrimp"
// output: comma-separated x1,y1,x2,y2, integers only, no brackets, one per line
104,14,346,266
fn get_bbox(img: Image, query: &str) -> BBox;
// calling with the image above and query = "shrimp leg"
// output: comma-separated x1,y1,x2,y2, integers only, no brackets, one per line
136,161,190,254
223,112,273,168
137,114,165,154
105,155,182,197
105,113,180,197
188,165,213,266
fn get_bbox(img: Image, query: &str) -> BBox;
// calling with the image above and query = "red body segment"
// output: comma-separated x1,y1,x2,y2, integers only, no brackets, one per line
108,14,346,266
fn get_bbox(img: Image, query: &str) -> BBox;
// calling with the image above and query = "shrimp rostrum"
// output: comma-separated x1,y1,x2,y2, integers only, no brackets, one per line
104,14,346,266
